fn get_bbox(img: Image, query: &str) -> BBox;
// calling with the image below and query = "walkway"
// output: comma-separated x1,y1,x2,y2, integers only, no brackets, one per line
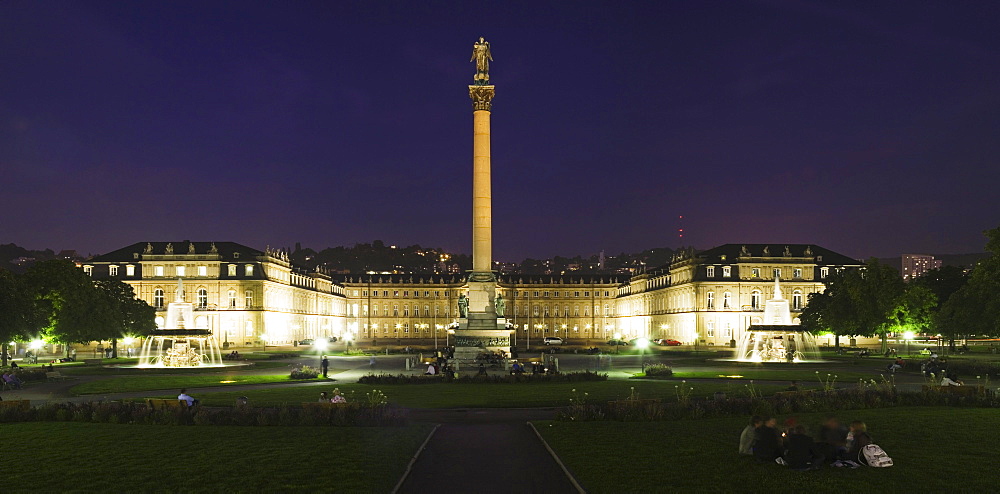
397,408,579,494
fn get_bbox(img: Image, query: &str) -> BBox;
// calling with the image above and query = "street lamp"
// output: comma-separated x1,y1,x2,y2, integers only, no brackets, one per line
903,331,915,356
636,337,650,373
435,324,443,350
260,333,269,352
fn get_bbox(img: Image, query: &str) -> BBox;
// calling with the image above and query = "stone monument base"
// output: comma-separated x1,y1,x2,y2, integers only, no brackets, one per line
453,313,511,360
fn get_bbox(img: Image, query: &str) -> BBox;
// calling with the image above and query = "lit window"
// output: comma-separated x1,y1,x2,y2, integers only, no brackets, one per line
723,292,732,309
752,268,760,278
794,268,802,279
245,264,253,276
228,290,237,308
155,266,165,277
707,291,715,310
820,267,829,279
176,266,186,277
706,266,715,277
404,291,409,297
793,290,803,310
245,320,254,337
109,265,118,276
707,320,715,337
153,289,165,308
722,322,731,338
245,290,253,307
198,265,207,277
751,290,762,310
773,268,781,279
722,266,731,278
393,305,399,317
197,288,208,308
404,306,409,317
126,265,135,276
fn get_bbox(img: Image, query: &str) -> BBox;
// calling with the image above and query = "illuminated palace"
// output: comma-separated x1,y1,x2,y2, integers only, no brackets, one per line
85,242,859,346
85,241,347,347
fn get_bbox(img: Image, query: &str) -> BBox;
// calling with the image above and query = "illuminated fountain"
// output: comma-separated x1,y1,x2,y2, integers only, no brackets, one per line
734,277,821,363
137,278,224,368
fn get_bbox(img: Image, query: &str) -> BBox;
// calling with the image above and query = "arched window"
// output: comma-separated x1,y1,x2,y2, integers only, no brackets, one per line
245,290,254,308
153,289,165,308
707,291,715,310
723,292,732,309
751,290,762,310
793,290,803,310
228,290,237,308
197,288,208,308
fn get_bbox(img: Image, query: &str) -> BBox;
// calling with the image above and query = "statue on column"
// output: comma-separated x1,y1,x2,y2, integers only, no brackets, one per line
470,37,493,85
458,294,469,318
495,294,506,317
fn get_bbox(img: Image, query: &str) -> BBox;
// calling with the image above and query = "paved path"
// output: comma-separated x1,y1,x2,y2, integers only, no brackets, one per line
397,408,579,494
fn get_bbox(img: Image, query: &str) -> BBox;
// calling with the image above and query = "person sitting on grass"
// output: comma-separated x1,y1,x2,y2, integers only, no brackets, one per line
941,373,963,386
319,391,329,402
425,362,437,375
783,425,825,470
739,416,762,455
330,388,346,403
846,421,872,463
177,389,198,407
753,417,783,462
817,416,848,461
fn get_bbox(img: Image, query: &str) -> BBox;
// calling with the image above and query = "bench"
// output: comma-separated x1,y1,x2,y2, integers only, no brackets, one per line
145,398,190,410
921,385,985,397
0,400,31,411
83,359,103,366
46,371,67,382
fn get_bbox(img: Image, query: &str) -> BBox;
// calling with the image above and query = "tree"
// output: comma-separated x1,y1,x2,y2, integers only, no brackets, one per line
95,279,157,358
938,226,1000,342
0,269,33,366
23,260,116,356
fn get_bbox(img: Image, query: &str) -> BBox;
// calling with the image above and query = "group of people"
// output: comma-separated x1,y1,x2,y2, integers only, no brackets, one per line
740,415,875,469
224,351,242,360
919,354,965,385
318,388,347,403
2,372,24,390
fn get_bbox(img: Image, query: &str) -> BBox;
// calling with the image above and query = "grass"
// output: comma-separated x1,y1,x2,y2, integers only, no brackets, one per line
69,372,344,395
536,407,1000,493
0,422,432,493
185,380,812,408
50,360,290,375
671,369,876,382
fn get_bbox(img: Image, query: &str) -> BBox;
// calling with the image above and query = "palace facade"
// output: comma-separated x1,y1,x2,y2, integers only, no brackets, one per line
83,242,860,346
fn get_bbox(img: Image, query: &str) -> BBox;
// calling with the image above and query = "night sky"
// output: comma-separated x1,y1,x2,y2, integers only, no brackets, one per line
2,1,998,261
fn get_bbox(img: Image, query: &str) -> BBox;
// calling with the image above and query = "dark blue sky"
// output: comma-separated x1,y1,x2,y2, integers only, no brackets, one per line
2,1,998,260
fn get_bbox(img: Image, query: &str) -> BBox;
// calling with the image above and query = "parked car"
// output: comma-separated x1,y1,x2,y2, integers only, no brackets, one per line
298,339,315,346
655,339,682,346
543,336,564,346
607,339,629,346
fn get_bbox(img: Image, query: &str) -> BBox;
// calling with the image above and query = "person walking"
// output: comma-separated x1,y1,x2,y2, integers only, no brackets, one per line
369,355,376,369
320,355,329,378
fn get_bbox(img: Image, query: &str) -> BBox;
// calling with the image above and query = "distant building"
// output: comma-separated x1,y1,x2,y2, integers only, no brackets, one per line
901,254,942,281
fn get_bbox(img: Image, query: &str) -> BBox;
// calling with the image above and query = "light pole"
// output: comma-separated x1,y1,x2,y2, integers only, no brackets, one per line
903,331,915,356
637,337,650,373
435,324,443,350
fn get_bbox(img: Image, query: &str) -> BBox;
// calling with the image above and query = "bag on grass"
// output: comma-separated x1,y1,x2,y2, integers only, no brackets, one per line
861,444,893,467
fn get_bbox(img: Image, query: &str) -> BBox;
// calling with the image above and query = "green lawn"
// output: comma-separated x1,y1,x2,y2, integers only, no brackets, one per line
51,360,290,375
70,372,342,395
537,407,1000,493
186,380,812,408
671,369,878,382
0,422,432,493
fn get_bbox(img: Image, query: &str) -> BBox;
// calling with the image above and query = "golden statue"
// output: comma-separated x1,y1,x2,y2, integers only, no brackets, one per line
470,37,493,85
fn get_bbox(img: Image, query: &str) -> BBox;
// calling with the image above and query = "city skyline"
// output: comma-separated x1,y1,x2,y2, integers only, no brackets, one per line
2,2,998,261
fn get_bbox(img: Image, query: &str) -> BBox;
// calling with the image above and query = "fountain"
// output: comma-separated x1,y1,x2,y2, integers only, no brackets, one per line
136,278,225,368
734,277,821,363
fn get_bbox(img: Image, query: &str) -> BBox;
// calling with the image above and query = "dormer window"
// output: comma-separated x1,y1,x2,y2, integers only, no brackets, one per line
126,265,135,276
228,264,237,276
233,252,240,259
722,266,731,278
109,265,118,276
706,266,715,277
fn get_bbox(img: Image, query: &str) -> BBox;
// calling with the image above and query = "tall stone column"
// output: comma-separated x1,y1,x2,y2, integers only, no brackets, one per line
467,85,496,315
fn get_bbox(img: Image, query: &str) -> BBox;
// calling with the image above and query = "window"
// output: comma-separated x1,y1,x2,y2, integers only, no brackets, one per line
126,265,135,276
153,289,165,308
424,305,429,316
722,322,732,338
403,291,409,297
707,291,715,310
373,305,379,316
245,290,253,307
793,268,802,279
773,268,781,279
722,266,731,278
544,291,550,297
820,267,829,279
176,266,186,277
155,266,164,277
198,265,207,277
751,268,760,278
245,320,254,337
723,292,732,309
533,306,539,316
228,290,237,308
793,290,803,310
197,288,208,308
403,306,409,317
533,291,539,298
393,305,399,317
707,320,715,337
109,265,118,276
245,264,253,276
706,266,715,277
584,291,590,297
228,264,237,276
751,290,762,310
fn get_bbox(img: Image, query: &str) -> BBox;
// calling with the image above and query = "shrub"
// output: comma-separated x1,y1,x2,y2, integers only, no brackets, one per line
290,365,320,379
644,364,673,377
